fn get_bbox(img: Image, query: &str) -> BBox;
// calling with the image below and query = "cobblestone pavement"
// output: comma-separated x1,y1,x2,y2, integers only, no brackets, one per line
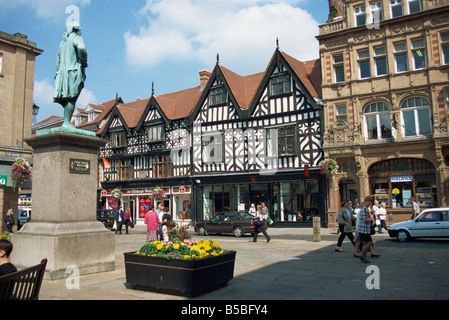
38,225,449,301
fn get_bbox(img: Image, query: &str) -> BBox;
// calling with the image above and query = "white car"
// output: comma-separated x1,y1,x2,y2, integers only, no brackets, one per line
388,207,449,242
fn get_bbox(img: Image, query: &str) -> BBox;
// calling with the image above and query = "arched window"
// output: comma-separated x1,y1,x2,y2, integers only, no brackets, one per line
364,102,391,140
400,97,432,137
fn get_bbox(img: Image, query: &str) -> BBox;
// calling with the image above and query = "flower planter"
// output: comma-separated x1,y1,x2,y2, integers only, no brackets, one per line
123,250,236,297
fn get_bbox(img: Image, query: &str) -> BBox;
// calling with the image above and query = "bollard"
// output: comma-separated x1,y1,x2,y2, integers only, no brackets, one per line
313,216,321,242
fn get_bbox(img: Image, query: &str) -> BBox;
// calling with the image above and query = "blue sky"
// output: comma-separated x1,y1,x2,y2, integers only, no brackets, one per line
0,0,329,123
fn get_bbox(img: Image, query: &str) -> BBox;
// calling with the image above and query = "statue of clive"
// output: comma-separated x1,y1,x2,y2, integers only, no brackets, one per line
53,20,88,128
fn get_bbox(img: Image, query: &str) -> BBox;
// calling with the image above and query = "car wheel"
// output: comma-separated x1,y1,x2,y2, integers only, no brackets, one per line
233,226,243,237
397,230,410,242
197,226,207,236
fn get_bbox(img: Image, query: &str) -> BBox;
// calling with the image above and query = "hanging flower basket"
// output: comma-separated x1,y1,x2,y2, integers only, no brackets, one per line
153,186,166,200
320,158,339,176
10,157,32,190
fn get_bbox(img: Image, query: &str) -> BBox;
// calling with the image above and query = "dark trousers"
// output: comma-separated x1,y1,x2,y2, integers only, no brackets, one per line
378,220,388,232
253,221,270,242
337,231,355,247
115,220,123,234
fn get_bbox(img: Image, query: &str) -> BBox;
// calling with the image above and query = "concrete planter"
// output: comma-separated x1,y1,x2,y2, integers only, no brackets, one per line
124,251,236,297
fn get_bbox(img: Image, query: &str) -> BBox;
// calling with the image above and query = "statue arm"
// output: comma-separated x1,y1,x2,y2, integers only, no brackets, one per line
75,37,88,68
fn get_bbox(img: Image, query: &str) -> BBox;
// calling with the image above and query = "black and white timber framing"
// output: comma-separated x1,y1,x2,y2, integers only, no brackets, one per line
97,48,327,226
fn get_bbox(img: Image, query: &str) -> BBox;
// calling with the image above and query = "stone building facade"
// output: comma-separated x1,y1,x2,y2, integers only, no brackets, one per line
0,31,42,231
317,0,449,225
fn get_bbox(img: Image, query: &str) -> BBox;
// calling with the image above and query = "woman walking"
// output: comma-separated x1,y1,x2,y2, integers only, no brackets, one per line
253,204,271,243
335,200,355,252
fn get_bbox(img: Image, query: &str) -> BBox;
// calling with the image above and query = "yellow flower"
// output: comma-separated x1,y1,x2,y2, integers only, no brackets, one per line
156,243,164,250
212,241,219,248
173,243,180,250
204,245,212,252
203,239,210,246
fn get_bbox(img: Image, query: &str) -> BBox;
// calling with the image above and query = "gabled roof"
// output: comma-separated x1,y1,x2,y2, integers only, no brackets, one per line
154,86,203,120
118,98,149,128
280,51,321,99
219,66,264,109
189,48,321,123
76,98,123,128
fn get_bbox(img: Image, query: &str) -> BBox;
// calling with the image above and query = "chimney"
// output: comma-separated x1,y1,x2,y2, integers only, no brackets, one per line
199,70,211,90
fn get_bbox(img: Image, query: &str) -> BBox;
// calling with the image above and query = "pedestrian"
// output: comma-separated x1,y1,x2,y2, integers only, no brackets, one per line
248,203,256,217
123,208,132,234
144,204,160,242
356,196,378,263
409,197,420,219
373,199,380,229
115,206,124,234
253,204,271,243
0,239,17,276
155,202,164,240
335,200,355,252
377,203,389,233
4,209,14,233
161,207,171,242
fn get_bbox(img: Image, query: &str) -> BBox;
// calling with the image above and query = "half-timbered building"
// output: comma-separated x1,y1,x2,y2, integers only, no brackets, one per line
98,86,202,224
190,48,325,225
97,47,326,226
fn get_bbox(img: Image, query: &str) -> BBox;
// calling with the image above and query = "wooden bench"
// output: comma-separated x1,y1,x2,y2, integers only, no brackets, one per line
0,259,47,300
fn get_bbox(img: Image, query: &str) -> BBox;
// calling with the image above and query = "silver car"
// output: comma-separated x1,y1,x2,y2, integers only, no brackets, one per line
388,208,449,242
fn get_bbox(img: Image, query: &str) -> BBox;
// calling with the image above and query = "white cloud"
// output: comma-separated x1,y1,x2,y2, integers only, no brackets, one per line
0,0,90,21
34,78,97,113
124,0,319,75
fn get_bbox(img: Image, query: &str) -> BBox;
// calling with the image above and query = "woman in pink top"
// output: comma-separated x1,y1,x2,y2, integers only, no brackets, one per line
144,204,160,242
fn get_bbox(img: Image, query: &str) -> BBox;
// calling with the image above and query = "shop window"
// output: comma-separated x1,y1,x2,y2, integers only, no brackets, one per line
369,158,436,208
400,97,431,137
364,102,391,140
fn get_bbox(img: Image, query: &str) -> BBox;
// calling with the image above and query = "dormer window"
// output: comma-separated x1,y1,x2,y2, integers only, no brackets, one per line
210,86,226,106
88,111,96,122
270,73,291,96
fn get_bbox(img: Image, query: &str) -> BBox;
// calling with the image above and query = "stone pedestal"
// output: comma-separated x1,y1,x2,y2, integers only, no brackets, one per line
11,133,115,280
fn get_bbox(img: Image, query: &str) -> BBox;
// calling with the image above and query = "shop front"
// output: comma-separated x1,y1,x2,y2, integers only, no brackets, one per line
369,158,436,214
192,171,327,227
99,186,192,225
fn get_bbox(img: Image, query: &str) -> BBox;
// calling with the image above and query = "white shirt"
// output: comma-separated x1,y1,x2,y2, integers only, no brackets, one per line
378,207,387,220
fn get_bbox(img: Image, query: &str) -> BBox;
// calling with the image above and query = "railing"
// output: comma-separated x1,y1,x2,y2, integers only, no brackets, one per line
319,19,347,35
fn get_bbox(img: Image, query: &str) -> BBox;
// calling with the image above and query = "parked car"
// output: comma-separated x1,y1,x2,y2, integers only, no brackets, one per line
97,209,115,229
17,208,31,230
388,207,449,242
194,211,264,237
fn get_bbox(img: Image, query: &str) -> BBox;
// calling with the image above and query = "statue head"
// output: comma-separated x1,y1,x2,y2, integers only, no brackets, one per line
66,20,81,34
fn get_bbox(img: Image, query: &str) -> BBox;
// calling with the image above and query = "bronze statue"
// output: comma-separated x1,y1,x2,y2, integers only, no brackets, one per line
53,20,88,128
